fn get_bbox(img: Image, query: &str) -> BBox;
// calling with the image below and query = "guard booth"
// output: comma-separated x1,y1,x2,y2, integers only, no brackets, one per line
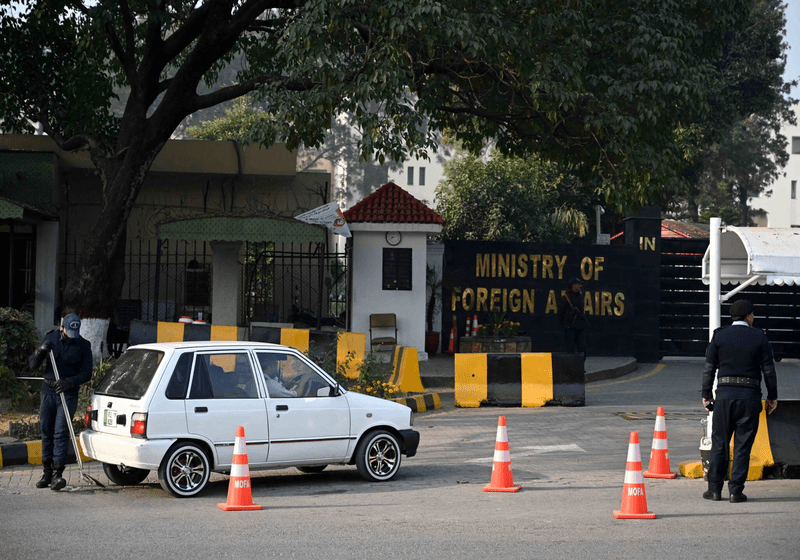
700,219,800,478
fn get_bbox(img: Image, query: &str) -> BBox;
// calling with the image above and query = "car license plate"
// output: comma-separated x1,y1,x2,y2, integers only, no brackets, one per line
104,410,117,427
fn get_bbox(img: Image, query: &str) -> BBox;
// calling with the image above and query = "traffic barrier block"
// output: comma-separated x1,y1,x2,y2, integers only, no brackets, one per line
394,393,441,413
455,352,584,407
388,347,426,393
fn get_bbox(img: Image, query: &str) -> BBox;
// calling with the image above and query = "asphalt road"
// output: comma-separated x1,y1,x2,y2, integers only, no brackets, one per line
1,359,798,559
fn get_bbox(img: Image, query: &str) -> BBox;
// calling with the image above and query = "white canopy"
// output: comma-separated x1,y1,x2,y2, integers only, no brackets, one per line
702,226,800,287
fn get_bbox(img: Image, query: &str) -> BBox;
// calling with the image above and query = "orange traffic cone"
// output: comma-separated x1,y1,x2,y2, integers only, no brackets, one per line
613,432,655,519
218,426,262,511
483,416,521,492
446,327,455,354
644,406,677,479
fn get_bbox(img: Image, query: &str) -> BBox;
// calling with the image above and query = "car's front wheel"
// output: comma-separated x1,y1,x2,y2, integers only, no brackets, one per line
355,430,401,482
102,463,150,486
158,442,211,498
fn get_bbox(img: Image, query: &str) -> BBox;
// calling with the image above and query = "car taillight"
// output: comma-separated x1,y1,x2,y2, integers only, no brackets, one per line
85,406,92,426
130,412,147,438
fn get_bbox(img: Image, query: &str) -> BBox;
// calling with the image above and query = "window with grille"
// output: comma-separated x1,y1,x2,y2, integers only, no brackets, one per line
418,167,426,186
407,166,414,185
792,137,800,154
382,248,412,290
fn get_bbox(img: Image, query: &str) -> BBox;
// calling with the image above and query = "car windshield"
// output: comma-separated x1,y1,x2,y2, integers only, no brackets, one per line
94,349,164,399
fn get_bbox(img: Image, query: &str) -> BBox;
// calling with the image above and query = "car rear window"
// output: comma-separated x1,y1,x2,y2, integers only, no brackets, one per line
94,349,165,399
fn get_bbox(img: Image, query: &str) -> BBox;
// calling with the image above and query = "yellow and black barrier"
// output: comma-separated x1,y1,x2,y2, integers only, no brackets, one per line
388,346,426,393
394,393,442,413
680,399,800,480
455,352,585,408
0,439,92,468
129,320,365,379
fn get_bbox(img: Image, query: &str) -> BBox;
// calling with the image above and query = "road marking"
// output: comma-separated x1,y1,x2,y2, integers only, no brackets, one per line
466,443,586,463
589,363,665,387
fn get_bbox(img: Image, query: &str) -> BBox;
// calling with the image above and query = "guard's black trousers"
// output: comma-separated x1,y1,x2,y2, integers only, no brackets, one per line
707,397,761,496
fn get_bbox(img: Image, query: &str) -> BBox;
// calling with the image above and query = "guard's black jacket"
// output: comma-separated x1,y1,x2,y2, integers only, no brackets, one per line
557,290,589,330
28,329,93,396
702,323,777,401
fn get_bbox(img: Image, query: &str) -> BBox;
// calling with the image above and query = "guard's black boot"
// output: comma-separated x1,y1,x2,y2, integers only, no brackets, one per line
35,461,53,488
50,462,67,491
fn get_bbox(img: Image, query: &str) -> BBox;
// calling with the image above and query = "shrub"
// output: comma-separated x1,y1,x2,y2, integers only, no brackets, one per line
0,308,41,410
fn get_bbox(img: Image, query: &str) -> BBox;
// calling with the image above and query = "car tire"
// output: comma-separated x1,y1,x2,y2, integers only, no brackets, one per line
296,465,327,474
158,442,211,498
102,463,150,486
354,430,401,482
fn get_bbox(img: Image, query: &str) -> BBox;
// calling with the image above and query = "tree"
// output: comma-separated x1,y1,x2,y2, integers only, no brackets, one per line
0,0,752,319
435,152,592,243
662,0,796,225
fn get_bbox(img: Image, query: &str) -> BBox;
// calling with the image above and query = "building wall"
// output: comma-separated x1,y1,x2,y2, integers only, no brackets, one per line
750,105,800,227
349,227,430,356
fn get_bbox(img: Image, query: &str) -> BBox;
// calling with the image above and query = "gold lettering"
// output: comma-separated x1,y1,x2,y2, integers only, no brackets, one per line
555,255,567,279
497,254,510,278
580,256,593,281
594,257,605,280
601,291,613,316
614,293,625,316
583,291,594,315
476,288,488,311
490,288,502,311
542,255,554,279
530,255,541,278
462,288,475,311
476,254,491,277
517,254,528,278
639,237,656,251
491,254,497,277
594,291,600,315
509,289,522,312
450,288,462,311
545,290,558,314
523,290,535,313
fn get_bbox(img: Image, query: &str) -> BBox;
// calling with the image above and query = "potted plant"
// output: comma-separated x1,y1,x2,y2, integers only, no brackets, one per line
425,265,443,354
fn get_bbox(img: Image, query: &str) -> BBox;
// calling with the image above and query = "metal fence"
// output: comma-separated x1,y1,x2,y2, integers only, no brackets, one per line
61,239,348,329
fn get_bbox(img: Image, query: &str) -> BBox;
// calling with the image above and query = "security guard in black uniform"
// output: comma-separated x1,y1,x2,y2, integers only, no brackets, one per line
28,313,93,490
701,299,778,503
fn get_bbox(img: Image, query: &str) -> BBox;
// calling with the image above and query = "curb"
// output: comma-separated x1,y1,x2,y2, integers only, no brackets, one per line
584,359,638,383
0,438,92,469
393,392,442,413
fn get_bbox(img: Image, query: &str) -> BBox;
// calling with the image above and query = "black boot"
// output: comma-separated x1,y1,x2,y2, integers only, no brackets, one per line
51,462,67,491
35,461,53,488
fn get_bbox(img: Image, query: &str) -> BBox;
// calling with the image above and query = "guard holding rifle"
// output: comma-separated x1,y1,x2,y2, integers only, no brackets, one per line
701,299,778,503
28,313,93,490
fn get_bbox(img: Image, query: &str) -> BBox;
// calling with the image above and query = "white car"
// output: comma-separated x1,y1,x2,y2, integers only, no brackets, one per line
79,341,419,497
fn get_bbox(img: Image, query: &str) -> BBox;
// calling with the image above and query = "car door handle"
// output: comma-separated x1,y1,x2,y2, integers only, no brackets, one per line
275,405,289,411
194,407,208,413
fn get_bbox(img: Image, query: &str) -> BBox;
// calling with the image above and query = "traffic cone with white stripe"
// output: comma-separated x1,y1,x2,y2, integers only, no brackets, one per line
483,416,521,492
613,432,655,519
218,426,262,511
465,316,471,337
446,327,455,354
643,406,677,479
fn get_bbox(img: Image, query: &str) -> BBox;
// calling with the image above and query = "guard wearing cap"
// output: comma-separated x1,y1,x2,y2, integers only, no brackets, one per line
557,277,589,355
701,299,778,503
27,313,93,490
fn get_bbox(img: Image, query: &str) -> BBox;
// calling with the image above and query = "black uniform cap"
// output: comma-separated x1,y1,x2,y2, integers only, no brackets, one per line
730,299,754,317
568,277,583,286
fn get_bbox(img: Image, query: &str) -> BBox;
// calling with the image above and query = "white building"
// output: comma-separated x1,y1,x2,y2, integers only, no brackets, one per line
750,104,800,227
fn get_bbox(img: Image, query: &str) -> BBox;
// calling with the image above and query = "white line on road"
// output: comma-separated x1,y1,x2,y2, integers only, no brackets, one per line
466,443,586,463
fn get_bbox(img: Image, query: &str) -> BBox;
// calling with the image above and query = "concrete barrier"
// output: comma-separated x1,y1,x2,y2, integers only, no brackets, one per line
455,352,585,407
388,346,426,393
129,320,366,379
0,438,92,468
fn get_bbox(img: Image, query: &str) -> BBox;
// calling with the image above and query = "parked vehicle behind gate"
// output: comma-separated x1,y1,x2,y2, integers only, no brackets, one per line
79,341,419,497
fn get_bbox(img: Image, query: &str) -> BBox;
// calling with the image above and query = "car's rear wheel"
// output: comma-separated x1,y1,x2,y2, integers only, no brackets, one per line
355,430,401,482
296,465,327,474
158,442,211,498
102,463,150,486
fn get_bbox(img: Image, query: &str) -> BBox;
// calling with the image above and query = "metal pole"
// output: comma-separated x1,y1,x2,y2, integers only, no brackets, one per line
706,217,722,441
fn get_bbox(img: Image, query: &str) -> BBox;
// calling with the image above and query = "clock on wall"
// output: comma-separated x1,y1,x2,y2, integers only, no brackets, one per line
385,231,402,246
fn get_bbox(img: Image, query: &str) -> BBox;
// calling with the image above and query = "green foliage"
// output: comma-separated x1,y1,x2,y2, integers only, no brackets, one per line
305,338,398,400
0,308,39,375
187,97,277,142
436,152,591,243
475,312,520,338
0,365,38,411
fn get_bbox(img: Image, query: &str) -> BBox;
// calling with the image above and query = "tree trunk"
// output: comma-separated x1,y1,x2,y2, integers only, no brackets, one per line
61,143,162,335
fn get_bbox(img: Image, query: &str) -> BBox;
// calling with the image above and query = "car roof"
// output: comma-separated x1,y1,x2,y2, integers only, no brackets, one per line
126,340,290,352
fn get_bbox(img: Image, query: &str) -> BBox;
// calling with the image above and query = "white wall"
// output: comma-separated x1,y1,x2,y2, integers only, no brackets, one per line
750,105,800,227
349,225,439,358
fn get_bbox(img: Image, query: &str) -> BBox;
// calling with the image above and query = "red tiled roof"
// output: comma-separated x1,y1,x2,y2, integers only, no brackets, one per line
662,220,710,238
344,182,445,225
